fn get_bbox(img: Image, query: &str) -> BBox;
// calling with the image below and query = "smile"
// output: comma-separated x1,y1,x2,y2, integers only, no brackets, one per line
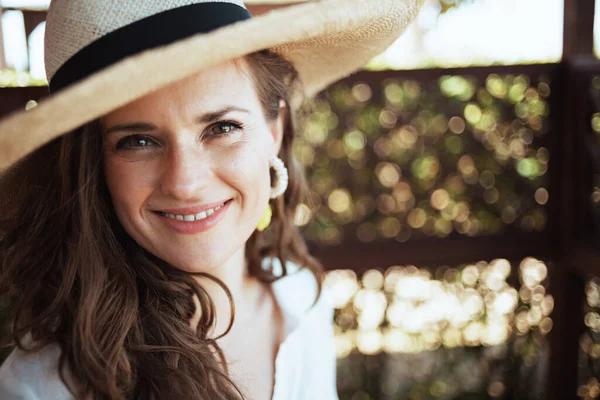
160,203,225,222
155,199,232,234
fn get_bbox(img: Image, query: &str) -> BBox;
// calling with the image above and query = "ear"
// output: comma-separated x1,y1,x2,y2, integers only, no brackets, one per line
269,99,286,157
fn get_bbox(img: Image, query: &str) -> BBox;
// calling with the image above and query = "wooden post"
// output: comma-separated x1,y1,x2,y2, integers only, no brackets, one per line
546,1,598,399
563,0,595,57
22,10,46,39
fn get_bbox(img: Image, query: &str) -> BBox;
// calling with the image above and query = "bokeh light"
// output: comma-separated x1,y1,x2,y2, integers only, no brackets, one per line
325,257,552,358
328,257,553,399
297,73,550,244
579,277,600,399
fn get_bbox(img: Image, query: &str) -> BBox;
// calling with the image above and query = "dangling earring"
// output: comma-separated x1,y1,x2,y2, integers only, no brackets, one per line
269,156,288,199
256,204,272,232
256,156,288,232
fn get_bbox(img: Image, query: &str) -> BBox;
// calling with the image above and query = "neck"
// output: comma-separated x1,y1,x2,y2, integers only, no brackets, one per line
190,246,263,337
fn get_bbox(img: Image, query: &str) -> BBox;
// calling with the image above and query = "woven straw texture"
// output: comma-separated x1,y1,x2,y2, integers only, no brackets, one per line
45,0,246,80
0,0,419,171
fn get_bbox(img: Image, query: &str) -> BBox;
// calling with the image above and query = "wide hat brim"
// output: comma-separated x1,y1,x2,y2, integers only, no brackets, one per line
0,0,418,171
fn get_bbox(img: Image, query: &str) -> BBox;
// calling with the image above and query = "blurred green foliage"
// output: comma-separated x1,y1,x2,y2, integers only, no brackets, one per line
296,72,550,245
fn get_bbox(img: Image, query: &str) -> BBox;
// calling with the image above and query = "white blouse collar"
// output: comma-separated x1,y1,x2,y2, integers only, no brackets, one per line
263,258,319,335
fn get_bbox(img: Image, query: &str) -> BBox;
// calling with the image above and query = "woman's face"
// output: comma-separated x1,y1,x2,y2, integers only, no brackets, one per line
101,58,284,273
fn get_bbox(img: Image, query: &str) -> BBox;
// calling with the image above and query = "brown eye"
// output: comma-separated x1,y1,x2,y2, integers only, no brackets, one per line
210,120,244,136
116,135,157,150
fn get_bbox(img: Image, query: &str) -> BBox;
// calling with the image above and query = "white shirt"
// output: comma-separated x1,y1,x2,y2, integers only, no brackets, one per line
0,266,339,400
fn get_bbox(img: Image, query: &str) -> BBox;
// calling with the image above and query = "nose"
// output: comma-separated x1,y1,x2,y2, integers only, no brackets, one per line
160,143,213,201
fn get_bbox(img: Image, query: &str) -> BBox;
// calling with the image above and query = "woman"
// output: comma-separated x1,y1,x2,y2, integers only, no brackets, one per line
0,0,416,399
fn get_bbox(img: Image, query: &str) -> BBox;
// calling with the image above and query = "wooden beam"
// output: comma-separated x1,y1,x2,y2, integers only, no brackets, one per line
21,10,46,39
547,262,586,400
569,242,600,277
563,0,596,58
309,233,550,272
544,49,595,400
0,87,48,117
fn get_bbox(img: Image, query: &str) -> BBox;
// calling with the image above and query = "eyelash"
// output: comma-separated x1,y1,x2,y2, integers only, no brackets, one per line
114,119,245,150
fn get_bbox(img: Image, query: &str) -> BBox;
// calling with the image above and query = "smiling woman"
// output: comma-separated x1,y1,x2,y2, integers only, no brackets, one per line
101,58,283,274
0,48,326,400
0,0,418,399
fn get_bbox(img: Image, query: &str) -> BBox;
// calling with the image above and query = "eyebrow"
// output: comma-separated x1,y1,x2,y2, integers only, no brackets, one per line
103,106,251,135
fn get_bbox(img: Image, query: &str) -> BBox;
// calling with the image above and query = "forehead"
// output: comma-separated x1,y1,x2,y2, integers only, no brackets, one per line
103,58,259,123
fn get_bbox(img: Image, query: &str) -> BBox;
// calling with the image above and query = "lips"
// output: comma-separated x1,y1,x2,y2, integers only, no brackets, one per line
154,199,233,234
160,202,227,222
158,199,231,216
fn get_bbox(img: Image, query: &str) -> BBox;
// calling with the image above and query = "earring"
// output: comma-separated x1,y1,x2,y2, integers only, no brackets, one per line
256,204,272,232
257,157,288,232
269,156,288,199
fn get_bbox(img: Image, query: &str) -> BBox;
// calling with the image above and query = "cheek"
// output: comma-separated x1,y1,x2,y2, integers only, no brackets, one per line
104,158,156,216
219,144,271,210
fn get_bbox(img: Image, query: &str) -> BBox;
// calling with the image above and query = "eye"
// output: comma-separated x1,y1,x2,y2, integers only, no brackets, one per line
115,135,158,150
209,120,244,136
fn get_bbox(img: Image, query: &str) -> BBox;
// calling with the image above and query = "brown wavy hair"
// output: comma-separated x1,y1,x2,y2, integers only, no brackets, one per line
0,50,323,399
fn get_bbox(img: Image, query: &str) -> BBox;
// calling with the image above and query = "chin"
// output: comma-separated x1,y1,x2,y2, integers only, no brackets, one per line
160,247,233,274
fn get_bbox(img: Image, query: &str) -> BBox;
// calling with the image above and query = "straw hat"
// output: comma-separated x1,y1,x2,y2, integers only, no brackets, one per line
0,0,418,171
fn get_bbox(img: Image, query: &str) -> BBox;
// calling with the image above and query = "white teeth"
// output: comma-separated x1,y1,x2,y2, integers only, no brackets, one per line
161,204,225,222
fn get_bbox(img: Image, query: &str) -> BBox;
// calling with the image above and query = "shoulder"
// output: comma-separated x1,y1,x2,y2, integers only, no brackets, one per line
269,262,339,399
0,341,75,400
269,259,334,328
